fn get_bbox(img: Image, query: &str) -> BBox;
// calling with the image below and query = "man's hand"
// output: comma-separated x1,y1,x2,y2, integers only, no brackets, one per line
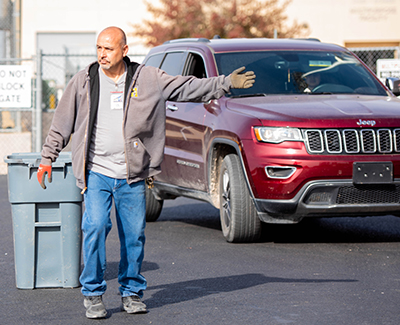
230,67,256,89
37,164,52,189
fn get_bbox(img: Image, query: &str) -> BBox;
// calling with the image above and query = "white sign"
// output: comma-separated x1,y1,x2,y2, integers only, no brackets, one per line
376,59,400,83
0,65,32,108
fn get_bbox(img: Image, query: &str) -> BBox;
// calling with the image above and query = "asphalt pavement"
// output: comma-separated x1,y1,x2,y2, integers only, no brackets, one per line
1,174,400,325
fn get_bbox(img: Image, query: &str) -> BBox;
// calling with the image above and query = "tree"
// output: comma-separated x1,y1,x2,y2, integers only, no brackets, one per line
130,0,309,47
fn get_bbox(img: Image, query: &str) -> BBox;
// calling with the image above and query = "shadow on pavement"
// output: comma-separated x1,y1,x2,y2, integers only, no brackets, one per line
144,273,357,309
158,200,400,244
104,261,159,281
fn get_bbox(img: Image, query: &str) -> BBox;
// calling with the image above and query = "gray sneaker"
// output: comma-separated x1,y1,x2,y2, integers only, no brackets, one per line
121,295,147,314
83,295,107,319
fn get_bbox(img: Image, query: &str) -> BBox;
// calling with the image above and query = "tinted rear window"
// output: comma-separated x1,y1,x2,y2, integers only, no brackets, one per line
144,53,164,68
159,52,187,76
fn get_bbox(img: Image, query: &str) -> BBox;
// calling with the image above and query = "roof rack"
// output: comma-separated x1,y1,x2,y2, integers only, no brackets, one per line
163,38,210,44
291,38,321,42
163,37,322,45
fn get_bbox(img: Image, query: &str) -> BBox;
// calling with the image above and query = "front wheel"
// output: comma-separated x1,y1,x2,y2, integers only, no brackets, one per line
219,154,262,242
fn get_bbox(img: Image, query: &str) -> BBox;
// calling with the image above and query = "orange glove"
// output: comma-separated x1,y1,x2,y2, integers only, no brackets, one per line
37,164,52,189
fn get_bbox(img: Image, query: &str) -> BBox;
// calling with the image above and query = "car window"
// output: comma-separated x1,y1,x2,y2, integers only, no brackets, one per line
215,51,387,97
183,53,207,78
160,52,187,76
143,53,164,68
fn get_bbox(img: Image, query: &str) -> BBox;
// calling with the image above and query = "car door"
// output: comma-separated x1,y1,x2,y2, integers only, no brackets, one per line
162,51,209,191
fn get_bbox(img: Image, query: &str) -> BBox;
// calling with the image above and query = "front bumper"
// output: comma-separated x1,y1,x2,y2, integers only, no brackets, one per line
254,179,400,223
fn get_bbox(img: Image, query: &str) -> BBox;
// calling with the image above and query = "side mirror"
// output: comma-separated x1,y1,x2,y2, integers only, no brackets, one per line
385,77,400,97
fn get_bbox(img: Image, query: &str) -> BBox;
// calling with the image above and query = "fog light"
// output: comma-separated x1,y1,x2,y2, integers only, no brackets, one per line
308,192,332,203
265,166,296,179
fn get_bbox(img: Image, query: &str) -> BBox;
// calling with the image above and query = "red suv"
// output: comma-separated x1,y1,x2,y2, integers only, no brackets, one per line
142,38,400,242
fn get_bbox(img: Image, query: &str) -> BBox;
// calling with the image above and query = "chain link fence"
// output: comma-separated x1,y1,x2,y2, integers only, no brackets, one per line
0,57,35,174
40,53,146,146
348,47,400,74
40,53,97,150
0,0,20,58
0,47,399,174
0,52,145,174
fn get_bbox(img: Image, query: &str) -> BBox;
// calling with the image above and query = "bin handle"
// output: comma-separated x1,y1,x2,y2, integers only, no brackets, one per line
3,157,41,166
18,159,41,180
29,162,67,180
24,161,67,180
4,155,68,180
26,159,40,180
52,162,68,180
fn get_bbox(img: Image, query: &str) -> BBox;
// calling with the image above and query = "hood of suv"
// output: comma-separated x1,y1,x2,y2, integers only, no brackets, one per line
226,95,400,128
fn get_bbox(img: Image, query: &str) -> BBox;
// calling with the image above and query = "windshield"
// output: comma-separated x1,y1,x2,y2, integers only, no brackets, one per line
215,50,387,97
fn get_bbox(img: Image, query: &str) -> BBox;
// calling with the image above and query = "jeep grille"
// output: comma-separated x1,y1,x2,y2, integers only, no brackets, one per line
337,184,400,204
304,128,400,154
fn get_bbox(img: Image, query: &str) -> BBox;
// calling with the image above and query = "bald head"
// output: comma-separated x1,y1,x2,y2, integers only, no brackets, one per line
98,26,127,47
96,26,129,76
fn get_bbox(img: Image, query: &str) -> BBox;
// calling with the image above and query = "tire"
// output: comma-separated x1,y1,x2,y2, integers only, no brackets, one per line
145,186,164,222
219,154,262,243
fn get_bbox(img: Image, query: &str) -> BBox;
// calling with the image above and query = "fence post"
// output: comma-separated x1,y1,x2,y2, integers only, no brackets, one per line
35,49,43,152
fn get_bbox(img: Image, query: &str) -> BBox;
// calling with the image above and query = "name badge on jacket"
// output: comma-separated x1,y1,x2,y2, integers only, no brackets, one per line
111,91,123,110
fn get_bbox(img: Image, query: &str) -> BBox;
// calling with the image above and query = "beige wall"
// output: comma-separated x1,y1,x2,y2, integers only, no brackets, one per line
21,0,152,58
286,0,400,47
20,0,400,57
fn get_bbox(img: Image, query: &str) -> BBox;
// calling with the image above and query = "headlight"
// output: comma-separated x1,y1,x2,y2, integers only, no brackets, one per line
254,127,302,143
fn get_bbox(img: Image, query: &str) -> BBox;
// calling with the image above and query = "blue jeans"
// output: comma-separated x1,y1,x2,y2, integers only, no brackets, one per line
80,170,147,298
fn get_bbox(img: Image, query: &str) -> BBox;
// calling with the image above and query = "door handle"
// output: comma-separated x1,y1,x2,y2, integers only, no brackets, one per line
167,104,178,111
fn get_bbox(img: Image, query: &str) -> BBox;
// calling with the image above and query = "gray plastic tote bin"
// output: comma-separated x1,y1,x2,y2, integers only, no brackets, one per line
4,152,83,289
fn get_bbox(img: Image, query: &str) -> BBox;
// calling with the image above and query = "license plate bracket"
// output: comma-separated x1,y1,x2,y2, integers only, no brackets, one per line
353,162,393,184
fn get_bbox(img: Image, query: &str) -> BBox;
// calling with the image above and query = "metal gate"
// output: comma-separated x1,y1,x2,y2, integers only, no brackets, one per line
348,46,400,74
0,47,399,174
0,52,145,174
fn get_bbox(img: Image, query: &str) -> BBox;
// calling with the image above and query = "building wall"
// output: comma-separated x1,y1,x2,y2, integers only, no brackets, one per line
286,0,400,48
21,0,400,58
21,0,151,57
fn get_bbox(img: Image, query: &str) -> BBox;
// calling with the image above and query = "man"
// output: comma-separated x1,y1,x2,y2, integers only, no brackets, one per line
37,26,255,319
303,72,321,92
